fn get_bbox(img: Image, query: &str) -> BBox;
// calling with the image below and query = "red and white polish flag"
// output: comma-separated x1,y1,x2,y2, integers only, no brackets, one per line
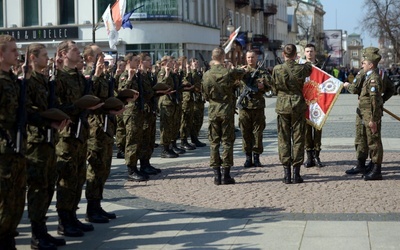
303,65,343,130
224,26,241,54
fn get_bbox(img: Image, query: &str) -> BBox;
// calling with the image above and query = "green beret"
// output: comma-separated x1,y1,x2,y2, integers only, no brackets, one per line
40,108,70,121
74,95,101,109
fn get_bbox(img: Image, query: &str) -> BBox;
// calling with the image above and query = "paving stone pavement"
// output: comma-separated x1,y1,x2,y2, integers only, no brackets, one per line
15,94,400,249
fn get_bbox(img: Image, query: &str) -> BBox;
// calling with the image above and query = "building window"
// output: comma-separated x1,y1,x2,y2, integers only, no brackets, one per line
352,51,358,57
60,0,75,24
24,0,39,26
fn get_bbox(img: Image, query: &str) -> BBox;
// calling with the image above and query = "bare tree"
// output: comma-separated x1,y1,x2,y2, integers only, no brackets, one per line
361,0,400,60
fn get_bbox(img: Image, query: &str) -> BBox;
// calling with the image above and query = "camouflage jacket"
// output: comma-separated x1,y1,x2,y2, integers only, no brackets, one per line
359,70,384,122
271,60,312,114
26,71,58,143
238,65,271,109
56,66,90,139
157,68,176,106
202,64,244,118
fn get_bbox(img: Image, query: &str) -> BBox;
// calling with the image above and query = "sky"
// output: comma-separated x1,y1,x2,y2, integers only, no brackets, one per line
319,0,377,47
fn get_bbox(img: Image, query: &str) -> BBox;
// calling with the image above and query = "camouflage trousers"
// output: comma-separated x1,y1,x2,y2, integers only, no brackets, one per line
86,126,114,200
115,114,126,151
305,123,322,151
26,142,57,223
355,109,383,164
277,113,306,167
191,101,205,138
159,104,181,145
208,114,235,168
0,154,26,239
239,108,266,154
141,111,157,160
180,100,194,139
56,137,88,211
123,111,144,167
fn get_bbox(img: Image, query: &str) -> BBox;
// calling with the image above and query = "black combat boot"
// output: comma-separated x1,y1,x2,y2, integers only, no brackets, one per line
345,159,366,175
70,210,94,232
212,167,222,185
172,141,186,154
161,144,179,158
180,138,196,150
283,166,292,184
38,217,66,247
363,164,383,181
191,135,206,147
139,159,159,175
314,150,324,167
57,210,84,237
86,199,109,223
116,149,125,159
142,159,161,173
365,160,373,173
222,167,235,185
253,153,262,167
304,150,315,168
127,165,149,182
243,152,252,168
293,165,304,183
44,232,66,247
31,221,57,250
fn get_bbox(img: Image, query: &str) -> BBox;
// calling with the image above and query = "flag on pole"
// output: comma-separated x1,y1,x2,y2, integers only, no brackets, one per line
303,65,343,130
121,5,145,29
111,0,126,31
224,26,241,54
102,4,119,50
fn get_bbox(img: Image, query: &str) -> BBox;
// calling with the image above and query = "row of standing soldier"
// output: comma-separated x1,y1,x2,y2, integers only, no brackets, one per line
0,33,390,249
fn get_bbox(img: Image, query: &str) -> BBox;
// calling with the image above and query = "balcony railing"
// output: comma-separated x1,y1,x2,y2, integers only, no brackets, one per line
235,0,250,8
251,0,264,11
263,3,277,16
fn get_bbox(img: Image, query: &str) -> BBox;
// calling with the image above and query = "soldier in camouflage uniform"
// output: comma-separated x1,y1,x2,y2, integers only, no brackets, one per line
300,44,325,168
0,34,31,249
179,58,197,150
158,56,181,158
189,58,207,147
344,47,385,180
238,51,271,168
170,57,186,154
115,59,127,159
26,43,68,249
118,53,152,181
202,47,245,185
55,40,103,237
82,44,125,224
271,44,312,184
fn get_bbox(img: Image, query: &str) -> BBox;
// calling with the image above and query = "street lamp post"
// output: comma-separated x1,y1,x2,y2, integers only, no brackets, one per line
92,0,95,43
